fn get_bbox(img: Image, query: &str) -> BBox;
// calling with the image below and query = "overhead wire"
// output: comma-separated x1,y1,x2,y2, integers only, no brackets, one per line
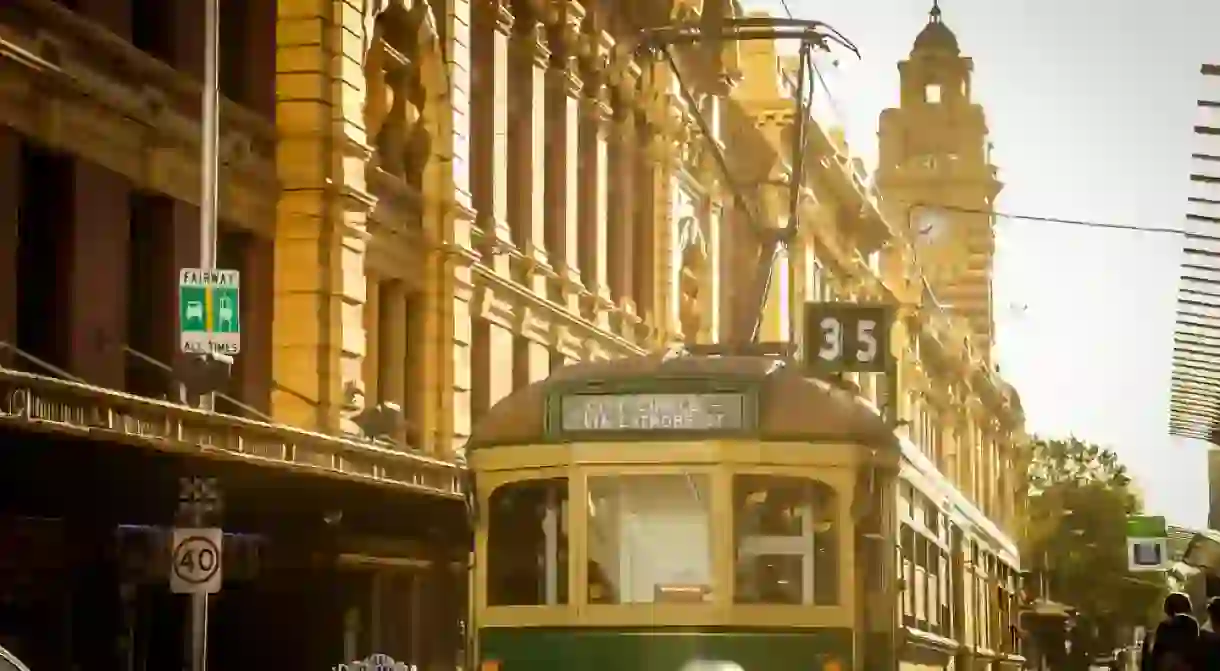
916,203,1191,237
648,18,834,343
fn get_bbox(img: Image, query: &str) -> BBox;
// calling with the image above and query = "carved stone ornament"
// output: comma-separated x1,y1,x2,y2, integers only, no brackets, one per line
363,0,438,56
486,0,514,31
364,0,438,188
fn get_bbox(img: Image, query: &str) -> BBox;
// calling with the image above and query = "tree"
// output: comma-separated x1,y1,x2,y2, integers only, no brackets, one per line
1022,436,1166,658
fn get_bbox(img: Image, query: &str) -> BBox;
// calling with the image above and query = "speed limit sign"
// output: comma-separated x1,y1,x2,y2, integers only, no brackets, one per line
803,302,895,374
170,527,223,594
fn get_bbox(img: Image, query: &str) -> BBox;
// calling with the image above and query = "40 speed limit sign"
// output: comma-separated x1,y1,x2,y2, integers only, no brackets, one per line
170,527,223,594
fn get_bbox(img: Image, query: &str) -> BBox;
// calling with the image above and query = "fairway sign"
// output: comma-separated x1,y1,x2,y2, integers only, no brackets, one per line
1126,515,1167,573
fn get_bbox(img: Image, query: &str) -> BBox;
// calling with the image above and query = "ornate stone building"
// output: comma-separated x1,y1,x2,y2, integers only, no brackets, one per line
279,0,745,457
0,0,463,668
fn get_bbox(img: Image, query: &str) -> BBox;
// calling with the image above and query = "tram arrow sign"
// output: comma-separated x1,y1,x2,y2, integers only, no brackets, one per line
170,527,223,594
1126,514,1167,573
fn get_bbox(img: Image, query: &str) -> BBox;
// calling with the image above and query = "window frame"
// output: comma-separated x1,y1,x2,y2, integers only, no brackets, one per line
585,468,718,607
477,468,573,625
577,464,728,628
727,466,853,629
731,472,842,607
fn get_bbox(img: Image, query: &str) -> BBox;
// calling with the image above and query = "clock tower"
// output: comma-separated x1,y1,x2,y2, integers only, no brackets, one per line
876,1,1002,366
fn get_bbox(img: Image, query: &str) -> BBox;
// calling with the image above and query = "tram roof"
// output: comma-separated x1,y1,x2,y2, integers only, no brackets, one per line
465,352,899,450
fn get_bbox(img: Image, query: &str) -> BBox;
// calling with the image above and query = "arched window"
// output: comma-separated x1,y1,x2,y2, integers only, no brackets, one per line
733,475,839,605
486,478,569,606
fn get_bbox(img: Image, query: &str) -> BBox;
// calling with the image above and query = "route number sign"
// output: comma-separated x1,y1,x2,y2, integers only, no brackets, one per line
170,527,223,594
803,302,894,374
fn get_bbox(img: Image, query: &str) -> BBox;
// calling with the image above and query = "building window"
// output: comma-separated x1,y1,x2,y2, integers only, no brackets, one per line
925,84,942,104
487,478,569,606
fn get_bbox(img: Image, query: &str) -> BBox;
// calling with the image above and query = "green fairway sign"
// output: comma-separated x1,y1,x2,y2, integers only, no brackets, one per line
1126,515,1167,572
179,268,241,355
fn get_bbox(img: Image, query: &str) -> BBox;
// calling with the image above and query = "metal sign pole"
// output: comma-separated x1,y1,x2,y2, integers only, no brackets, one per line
191,589,209,671
198,0,221,414
189,501,210,671
176,475,222,671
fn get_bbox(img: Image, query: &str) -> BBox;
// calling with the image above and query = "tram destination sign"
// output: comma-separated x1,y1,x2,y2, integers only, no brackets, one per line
559,392,747,433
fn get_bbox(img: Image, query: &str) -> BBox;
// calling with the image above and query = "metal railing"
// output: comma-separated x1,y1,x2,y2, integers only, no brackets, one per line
0,341,463,498
122,345,272,420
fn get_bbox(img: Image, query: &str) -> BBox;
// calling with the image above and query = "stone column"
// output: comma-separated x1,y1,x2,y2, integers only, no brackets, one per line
511,333,550,387
0,129,18,367
508,0,552,295
67,159,130,388
580,32,613,329
631,113,657,331
606,80,635,305
488,322,515,406
362,277,381,400
274,0,373,432
381,282,409,419
645,122,678,346
472,0,516,277
453,0,509,452
705,196,723,342
524,340,550,382
545,2,584,309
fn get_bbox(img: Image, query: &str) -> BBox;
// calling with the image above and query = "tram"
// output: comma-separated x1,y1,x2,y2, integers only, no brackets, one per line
464,347,1023,671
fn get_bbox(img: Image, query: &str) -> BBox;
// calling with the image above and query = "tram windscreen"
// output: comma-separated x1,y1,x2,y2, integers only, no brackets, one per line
559,392,746,433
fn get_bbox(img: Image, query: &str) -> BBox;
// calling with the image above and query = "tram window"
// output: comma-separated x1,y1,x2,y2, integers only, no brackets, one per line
586,474,713,604
486,478,569,606
900,525,914,621
733,475,839,605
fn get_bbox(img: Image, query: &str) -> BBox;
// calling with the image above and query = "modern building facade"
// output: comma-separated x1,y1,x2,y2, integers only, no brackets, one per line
1211,448,1220,530
1170,63,1220,448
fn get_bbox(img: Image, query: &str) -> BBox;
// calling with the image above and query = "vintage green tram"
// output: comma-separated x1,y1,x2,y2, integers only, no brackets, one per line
464,351,1022,671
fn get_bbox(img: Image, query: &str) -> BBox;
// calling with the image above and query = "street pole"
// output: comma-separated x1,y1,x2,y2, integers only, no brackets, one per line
185,1,221,668
198,0,221,415
189,504,210,671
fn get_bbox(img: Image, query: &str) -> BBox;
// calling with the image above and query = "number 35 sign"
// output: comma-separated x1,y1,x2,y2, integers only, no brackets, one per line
803,302,895,374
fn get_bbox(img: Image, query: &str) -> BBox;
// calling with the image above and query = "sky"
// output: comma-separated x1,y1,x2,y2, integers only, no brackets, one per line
745,0,1220,528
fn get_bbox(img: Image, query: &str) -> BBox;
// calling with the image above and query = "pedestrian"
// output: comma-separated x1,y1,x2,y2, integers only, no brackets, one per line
1148,613,1201,671
1197,597,1220,669
1141,593,1193,671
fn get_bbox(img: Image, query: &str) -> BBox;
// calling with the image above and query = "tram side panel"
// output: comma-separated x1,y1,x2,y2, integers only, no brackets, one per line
890,468,1025,671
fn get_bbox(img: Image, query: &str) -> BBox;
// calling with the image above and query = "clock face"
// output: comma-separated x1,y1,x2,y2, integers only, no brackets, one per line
914,207,950,243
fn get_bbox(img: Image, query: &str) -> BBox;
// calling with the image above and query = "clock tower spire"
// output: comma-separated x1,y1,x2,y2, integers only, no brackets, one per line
876,1,1002,366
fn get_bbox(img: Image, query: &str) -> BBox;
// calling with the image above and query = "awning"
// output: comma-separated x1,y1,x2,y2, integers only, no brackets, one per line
1169,64,1220,443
